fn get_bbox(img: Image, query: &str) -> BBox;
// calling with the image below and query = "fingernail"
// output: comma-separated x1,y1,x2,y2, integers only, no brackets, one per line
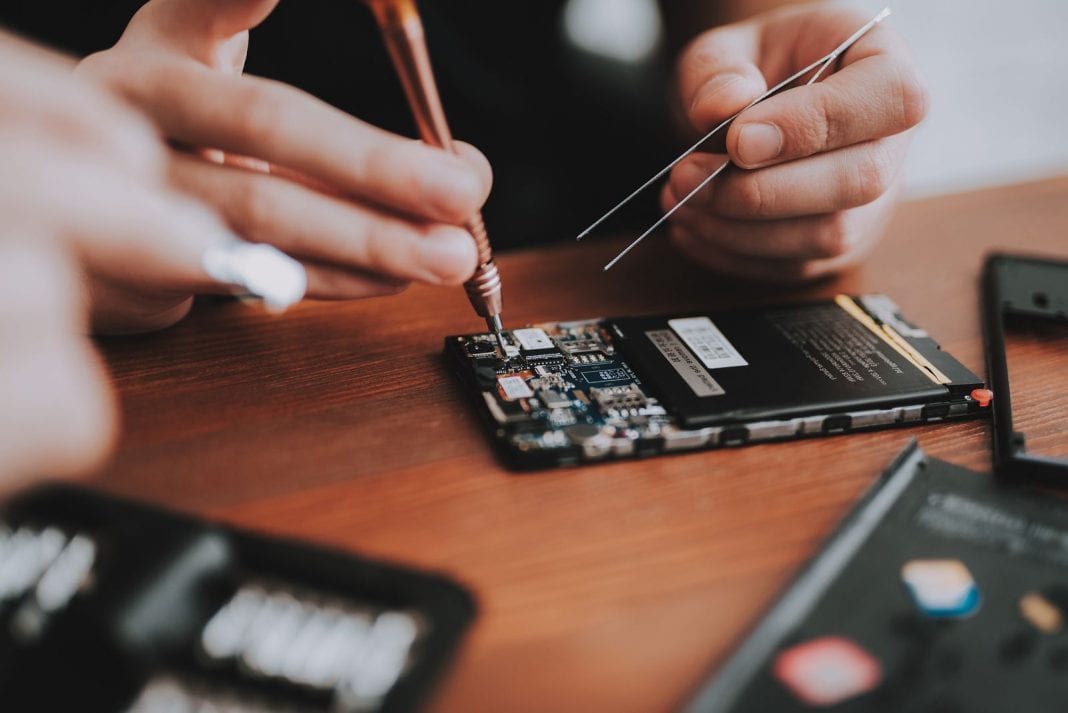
736,122,782,166
690,73,748,114
202,241,307,312
419,226,477,284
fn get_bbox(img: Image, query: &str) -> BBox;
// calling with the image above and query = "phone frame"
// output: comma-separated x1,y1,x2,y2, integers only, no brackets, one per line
981,253,1068,482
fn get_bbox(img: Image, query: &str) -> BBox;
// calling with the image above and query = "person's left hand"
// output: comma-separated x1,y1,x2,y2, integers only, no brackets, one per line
665,5,928,282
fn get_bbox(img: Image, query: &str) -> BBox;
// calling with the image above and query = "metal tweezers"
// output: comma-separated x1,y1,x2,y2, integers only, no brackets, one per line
579,7,892,271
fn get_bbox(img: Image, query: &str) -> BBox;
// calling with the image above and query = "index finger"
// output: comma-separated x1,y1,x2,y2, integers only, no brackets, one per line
726,23,928,169
118,60,491,225
678,22,768,134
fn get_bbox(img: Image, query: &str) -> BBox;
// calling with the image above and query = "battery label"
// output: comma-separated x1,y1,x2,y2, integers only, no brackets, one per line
668,317,749,370
645,330,725,397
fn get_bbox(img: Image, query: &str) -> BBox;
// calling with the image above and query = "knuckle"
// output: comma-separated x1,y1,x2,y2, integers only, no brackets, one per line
76,52,112,82
667,166,690,207
817,213,852,258
680,30,719,76
364,219,421,275
360,139,409,199
76,50,133,94
725,172,768,217
359,225,395,274
69,64,166,176
851,142,897,205
106,113,166,176
845,140,897,204
894,64,930,130
771,259,831,286
813,84,846,152
235,176,280,233
236,81,289,146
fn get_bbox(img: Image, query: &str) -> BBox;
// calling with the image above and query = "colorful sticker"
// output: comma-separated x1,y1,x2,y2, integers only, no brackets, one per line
1019,591,1064,634
773,636,882,707
901,559,981,618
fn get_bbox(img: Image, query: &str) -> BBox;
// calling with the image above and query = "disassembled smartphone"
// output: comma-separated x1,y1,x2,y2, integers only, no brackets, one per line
983,253,1068,483
445,295,990,469
683,440,1068,712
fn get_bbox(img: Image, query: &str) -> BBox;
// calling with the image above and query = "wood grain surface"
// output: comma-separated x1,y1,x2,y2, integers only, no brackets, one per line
92,176,1068,713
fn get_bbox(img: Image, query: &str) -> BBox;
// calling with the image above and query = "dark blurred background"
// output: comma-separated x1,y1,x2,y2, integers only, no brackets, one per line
0,0,718,251
8,0,1058,252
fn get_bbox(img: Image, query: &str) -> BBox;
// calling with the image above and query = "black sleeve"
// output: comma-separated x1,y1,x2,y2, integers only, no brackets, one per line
0,1,147,56
0,0,676,251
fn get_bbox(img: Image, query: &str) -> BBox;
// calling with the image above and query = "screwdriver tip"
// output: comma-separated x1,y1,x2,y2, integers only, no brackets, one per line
486,314,506,350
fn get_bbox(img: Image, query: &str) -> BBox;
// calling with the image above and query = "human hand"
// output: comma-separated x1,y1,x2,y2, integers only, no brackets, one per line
0,32,305,336
0,237,115,489
0,36,116,481
665,5,928,282
0,31,306,483
79,0,492,306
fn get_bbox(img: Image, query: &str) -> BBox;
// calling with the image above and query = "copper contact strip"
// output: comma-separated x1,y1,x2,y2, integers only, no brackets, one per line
834,295,952,385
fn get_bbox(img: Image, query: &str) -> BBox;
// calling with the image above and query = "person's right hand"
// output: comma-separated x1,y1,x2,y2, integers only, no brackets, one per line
79,0,492,305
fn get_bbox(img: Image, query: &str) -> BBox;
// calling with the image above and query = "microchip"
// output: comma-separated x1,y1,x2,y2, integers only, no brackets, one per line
513,328,558,356
538,389,572,409
576,367,630,386
498,375,534,401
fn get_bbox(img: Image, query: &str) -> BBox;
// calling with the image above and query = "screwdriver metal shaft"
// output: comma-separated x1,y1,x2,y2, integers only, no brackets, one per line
365,0,506,344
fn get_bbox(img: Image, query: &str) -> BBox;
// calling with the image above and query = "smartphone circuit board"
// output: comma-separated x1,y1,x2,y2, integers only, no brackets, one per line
445,296,988,469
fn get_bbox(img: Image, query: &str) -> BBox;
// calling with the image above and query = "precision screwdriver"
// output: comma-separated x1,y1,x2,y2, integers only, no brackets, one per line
364,0,506,348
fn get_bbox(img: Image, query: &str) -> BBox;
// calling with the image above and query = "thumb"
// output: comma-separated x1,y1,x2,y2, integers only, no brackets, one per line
678,24,767,135
125,0,280,72
158,0,279,39
132,0,280,48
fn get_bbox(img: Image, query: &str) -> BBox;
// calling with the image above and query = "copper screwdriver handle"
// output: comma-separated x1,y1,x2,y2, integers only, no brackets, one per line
365,0,504,330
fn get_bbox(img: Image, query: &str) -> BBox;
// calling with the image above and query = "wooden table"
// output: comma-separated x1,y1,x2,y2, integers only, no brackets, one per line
94,176,1068,713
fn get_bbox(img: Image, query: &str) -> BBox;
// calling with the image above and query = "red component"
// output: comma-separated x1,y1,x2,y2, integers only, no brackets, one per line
773,636,883,707
970,388,994,408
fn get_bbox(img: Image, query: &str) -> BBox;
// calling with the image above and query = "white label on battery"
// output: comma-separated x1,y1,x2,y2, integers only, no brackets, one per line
498,376,534,400
645,330,725,397
668,317,748,370
512,328,554,351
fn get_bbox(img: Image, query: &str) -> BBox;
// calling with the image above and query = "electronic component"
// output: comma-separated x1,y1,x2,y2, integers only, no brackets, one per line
445,295,988,469
538,389,573,410
465,339,497,357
